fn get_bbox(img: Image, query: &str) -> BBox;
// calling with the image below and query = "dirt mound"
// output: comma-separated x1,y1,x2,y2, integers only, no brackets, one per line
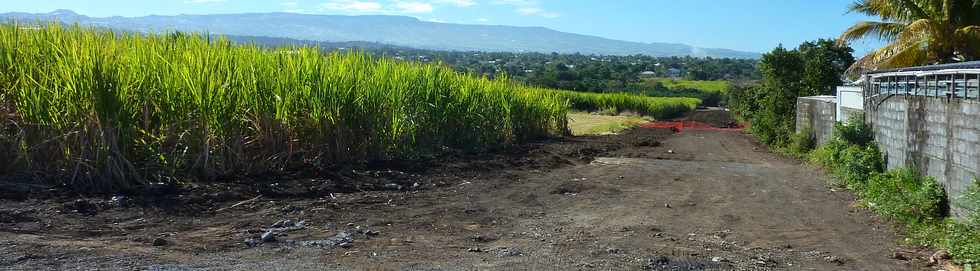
684,109,740,128
641,109,743,132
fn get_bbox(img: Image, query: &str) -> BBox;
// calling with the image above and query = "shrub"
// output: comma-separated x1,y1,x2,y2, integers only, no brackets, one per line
862,168,947,224
788,127,816,155
942,221,980,264
836,144,886,189
832,115,874,146
957,180,980,227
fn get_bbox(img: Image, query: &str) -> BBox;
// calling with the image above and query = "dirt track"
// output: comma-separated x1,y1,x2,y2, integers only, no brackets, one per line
0,111,934,270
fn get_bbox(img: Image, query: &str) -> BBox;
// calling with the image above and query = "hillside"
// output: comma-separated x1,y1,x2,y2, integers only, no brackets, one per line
0,10,759,58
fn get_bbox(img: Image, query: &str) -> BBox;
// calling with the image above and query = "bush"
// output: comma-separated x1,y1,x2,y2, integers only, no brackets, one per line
942,221,980,264
811,121,980,263
862,168,947,224
832,115,874,146
957,180,980,227
788,128,816,155
836,144,886,190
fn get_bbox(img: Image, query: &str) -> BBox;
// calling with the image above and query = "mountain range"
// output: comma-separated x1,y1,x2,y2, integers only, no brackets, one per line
1,9,759,59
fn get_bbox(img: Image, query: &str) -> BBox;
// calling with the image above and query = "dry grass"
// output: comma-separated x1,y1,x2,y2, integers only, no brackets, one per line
567,112,649,135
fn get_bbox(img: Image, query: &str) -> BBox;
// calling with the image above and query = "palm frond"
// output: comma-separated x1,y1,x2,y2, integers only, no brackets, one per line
839,21,908,44
955,25,980,59
880,42,930,68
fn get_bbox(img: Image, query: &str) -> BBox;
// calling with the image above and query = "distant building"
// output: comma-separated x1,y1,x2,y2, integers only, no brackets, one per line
667,68,682,78
639,71,657,77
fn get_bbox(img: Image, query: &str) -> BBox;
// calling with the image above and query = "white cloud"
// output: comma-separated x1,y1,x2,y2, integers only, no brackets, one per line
185,0,227,3
516,7,557,18
311,0,476,15
281,1,309,13
491,0,532,6
477,17,489,22
395,2,434,13
319,0,384,12
431,0,476,7
491,0,557,18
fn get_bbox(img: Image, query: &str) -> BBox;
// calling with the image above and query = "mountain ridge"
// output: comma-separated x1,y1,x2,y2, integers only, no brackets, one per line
0,9,760,58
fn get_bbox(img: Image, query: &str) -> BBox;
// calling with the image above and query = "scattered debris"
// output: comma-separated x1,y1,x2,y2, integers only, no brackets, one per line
152,238,169,247
930,250,950,264
271,219,295,228
646,255,720,270
384,183,403,191
64,199,99,215
299,231,354,249
215,196,262,213
823,255,845,266
261,230,277,243
472,234,498,243
244,238,261,248
891,249,918,261
109,195,130,208
494,247,522,257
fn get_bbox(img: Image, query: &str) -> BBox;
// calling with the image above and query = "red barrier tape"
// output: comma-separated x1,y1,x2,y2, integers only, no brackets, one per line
639,121,744,132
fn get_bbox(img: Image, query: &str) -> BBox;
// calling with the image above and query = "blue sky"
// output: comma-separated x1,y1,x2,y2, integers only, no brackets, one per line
3,0,884,54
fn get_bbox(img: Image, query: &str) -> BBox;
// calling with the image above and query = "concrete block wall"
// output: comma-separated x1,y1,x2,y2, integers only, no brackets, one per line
869,96,980,215
796,97,837,146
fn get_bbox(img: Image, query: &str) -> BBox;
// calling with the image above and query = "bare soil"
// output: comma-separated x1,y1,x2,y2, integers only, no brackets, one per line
0,111,934,270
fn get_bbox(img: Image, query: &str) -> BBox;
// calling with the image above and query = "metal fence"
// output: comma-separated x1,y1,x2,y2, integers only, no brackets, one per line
863,61,980,100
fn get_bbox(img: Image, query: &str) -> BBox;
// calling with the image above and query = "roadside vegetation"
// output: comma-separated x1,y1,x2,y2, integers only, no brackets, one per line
797,119,980,265
731,37,980,263
729,0,980,264
727,39,855,148
0,23,698,192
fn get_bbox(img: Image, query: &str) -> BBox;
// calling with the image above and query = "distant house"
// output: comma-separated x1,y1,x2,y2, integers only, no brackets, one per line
639,71,657,77
667,68,682,78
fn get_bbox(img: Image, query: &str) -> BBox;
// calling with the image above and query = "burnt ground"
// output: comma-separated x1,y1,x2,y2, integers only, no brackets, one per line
0,110,937,270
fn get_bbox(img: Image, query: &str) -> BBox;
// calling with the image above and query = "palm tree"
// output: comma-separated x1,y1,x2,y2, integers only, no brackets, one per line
838,0,980,75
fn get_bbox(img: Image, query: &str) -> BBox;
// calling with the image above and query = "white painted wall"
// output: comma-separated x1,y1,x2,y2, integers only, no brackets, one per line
837,86,864,123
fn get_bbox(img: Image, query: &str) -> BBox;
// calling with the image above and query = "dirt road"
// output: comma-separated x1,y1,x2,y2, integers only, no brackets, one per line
0,113,932,270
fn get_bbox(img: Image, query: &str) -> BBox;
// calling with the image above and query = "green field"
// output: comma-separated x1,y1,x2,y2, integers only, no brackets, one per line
553,91,699,120
0,23,699,191
646,78,730,93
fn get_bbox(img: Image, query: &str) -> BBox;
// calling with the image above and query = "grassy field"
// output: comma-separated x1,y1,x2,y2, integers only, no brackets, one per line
552,91,700,120
0,23,699,191
646,78,729,93
567,112,649,135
